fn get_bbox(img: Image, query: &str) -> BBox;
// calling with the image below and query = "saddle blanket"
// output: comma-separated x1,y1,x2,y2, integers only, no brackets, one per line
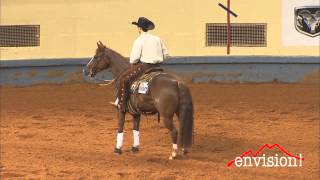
130,71,164,94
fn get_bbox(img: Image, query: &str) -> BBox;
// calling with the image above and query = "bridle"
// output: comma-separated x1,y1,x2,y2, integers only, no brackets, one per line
88,55,101,77
88,54,115,86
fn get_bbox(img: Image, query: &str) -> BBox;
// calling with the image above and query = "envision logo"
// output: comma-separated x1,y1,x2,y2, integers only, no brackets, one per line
227,144,304,168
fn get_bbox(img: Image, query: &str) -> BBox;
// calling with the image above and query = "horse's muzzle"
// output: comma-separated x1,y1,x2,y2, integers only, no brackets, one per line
82,68,89,76
83,68,96,77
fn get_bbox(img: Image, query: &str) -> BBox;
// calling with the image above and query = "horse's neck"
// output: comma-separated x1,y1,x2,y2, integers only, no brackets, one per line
108,50,130,78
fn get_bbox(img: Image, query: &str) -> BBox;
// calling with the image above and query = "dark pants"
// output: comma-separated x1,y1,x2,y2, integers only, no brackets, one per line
118,62,159,112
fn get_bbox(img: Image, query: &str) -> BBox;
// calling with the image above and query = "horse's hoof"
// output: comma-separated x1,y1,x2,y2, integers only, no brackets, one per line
131,146,139,153
114,148,122,154
182,149,189,155
169,155,176,160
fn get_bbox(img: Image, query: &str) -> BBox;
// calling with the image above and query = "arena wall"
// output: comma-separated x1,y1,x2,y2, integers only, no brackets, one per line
1,57,319,86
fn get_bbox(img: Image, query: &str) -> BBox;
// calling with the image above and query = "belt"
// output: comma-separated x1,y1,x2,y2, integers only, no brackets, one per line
140,62,157,65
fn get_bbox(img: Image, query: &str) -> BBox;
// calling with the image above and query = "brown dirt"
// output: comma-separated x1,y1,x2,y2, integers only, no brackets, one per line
0,83,319,179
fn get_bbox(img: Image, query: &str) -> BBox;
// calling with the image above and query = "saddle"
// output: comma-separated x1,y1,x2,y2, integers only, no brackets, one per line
127,68,165,115
130,69,163,94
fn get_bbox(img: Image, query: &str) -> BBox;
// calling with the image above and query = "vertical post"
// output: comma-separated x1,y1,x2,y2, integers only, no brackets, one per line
227,0,231,55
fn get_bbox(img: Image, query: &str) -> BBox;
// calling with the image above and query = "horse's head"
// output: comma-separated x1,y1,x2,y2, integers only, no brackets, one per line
83,41,111,77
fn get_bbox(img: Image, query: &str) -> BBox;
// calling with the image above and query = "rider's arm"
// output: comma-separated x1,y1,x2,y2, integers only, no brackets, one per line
130,38,142,64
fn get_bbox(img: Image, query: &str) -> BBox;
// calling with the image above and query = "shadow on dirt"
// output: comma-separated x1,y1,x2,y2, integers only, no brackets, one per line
189,134,253,164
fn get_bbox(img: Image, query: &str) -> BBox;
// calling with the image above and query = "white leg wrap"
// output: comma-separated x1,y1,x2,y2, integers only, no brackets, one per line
133,130,140,147
170,144,178,159
172,144,178,150
116,132,124,149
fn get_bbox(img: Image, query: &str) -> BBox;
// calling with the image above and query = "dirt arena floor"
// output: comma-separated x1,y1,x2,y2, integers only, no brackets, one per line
0,83,319,179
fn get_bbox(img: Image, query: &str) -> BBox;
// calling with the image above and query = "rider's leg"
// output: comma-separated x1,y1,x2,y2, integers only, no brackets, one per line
118,64,144,112
110,68,131,108
117,63,154,111
116,67,132,111
119,77,131,112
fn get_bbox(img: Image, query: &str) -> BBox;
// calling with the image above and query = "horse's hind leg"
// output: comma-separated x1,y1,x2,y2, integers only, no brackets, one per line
175,112,188,155
163,116,178,160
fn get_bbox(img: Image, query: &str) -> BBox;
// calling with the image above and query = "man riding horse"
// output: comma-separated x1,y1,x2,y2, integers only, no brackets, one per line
84,17,193,159
111,17,169,112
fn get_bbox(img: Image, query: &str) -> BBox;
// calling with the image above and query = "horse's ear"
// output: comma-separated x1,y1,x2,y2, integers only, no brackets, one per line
99,41,107,48
97,41,106,49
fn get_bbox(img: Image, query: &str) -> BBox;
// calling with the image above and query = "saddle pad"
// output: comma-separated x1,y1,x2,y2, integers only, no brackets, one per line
130,71,164,94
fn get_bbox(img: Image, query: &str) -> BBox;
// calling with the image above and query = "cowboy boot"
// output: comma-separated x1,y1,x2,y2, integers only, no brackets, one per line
109,98,119,108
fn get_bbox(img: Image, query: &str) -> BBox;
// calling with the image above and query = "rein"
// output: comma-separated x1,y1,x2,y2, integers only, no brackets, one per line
99,79,115,86
90,76,115,86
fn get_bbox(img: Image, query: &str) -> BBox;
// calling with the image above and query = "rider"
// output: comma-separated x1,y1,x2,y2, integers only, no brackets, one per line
112,17,169,112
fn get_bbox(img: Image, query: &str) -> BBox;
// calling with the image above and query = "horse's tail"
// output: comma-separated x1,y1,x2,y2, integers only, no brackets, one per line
178,82,194,148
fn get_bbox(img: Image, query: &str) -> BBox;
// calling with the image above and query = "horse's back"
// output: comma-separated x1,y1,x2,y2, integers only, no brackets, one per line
147,73,181,115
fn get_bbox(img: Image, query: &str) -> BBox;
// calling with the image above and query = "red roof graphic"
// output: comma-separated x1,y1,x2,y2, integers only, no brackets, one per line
227,143,304,167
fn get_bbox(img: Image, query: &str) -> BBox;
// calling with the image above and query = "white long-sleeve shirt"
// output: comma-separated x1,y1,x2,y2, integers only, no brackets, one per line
129,32,169,64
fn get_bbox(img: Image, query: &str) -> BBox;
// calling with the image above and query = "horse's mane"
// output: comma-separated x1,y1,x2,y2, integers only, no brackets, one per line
106,48,126,60
95,45,130,72
110,48,130,69
99,47,130,95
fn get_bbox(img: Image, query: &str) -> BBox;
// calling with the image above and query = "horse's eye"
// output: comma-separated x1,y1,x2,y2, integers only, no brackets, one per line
94,55,98,59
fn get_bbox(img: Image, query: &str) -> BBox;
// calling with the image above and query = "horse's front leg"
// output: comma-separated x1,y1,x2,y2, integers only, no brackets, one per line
114,111,126,154
132,114,141,153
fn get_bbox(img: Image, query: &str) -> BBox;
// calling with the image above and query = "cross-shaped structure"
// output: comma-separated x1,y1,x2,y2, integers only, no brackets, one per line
218,1,238,54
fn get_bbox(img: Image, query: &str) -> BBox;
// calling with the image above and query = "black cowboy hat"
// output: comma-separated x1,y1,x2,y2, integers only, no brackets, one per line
132,17,155,30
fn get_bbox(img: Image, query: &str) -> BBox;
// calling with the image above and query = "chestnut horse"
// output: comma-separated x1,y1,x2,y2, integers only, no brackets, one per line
84,41,193,159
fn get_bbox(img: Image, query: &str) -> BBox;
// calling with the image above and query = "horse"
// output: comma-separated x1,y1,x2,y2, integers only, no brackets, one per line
83,41,193,160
